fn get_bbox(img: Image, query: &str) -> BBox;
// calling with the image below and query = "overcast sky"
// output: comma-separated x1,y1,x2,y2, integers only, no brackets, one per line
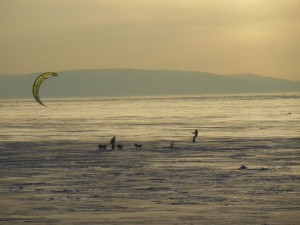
1,0,299,80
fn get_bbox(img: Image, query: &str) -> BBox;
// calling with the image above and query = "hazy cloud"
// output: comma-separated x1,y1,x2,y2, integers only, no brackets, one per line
0,0,299,80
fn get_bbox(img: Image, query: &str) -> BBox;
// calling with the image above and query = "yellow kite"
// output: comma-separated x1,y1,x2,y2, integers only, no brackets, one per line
32,72,58,106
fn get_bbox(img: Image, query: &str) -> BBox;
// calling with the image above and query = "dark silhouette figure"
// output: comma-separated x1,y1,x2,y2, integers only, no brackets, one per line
192,129,198,142
169,142,174,149
110,136,116,150
98,144,107,150
134,143,143,150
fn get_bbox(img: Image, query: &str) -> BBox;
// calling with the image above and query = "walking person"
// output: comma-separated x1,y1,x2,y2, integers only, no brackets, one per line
192,129,198,142
110,136,116,150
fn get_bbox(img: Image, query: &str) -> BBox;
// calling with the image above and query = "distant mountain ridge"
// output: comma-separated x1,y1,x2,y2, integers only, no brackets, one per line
230,73,296,81
0,69,299,98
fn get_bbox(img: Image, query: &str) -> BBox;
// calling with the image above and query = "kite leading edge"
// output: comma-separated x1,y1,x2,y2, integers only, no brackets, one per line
32,72,58,106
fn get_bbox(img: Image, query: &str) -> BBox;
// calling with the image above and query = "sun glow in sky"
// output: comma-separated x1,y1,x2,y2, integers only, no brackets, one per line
0,0,299,80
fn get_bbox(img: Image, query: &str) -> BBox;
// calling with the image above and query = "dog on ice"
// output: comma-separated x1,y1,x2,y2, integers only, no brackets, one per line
134,143,143,150
98,144,107,150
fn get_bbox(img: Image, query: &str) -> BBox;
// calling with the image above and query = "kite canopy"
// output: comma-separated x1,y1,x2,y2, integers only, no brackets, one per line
32,72,58,106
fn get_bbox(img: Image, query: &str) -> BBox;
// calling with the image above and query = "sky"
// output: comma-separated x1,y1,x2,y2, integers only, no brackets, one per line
1,0,299,80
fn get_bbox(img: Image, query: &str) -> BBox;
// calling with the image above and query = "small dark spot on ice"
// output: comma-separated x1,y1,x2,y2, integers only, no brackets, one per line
35,188,44,192
34,207,52,211
239,165,248,170
91,195,100,198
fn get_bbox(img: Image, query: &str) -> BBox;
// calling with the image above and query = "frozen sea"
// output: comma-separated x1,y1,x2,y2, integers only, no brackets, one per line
0,93,299,224
1,93,300,143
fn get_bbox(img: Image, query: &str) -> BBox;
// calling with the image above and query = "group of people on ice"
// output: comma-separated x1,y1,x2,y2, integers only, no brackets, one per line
98,129,199,151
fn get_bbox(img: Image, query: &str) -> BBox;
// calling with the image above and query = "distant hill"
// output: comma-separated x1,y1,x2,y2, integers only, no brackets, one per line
0,69,299,98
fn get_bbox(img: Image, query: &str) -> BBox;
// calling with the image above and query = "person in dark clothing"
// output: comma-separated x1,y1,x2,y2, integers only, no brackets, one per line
110,136,116,150
192,129,198,142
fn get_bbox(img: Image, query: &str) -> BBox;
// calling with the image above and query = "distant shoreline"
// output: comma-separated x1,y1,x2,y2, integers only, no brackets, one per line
1,69,299,98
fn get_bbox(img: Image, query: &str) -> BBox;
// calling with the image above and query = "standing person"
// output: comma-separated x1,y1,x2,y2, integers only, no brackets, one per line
192,129,198,142
110,136,116,150
169,142,174,149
